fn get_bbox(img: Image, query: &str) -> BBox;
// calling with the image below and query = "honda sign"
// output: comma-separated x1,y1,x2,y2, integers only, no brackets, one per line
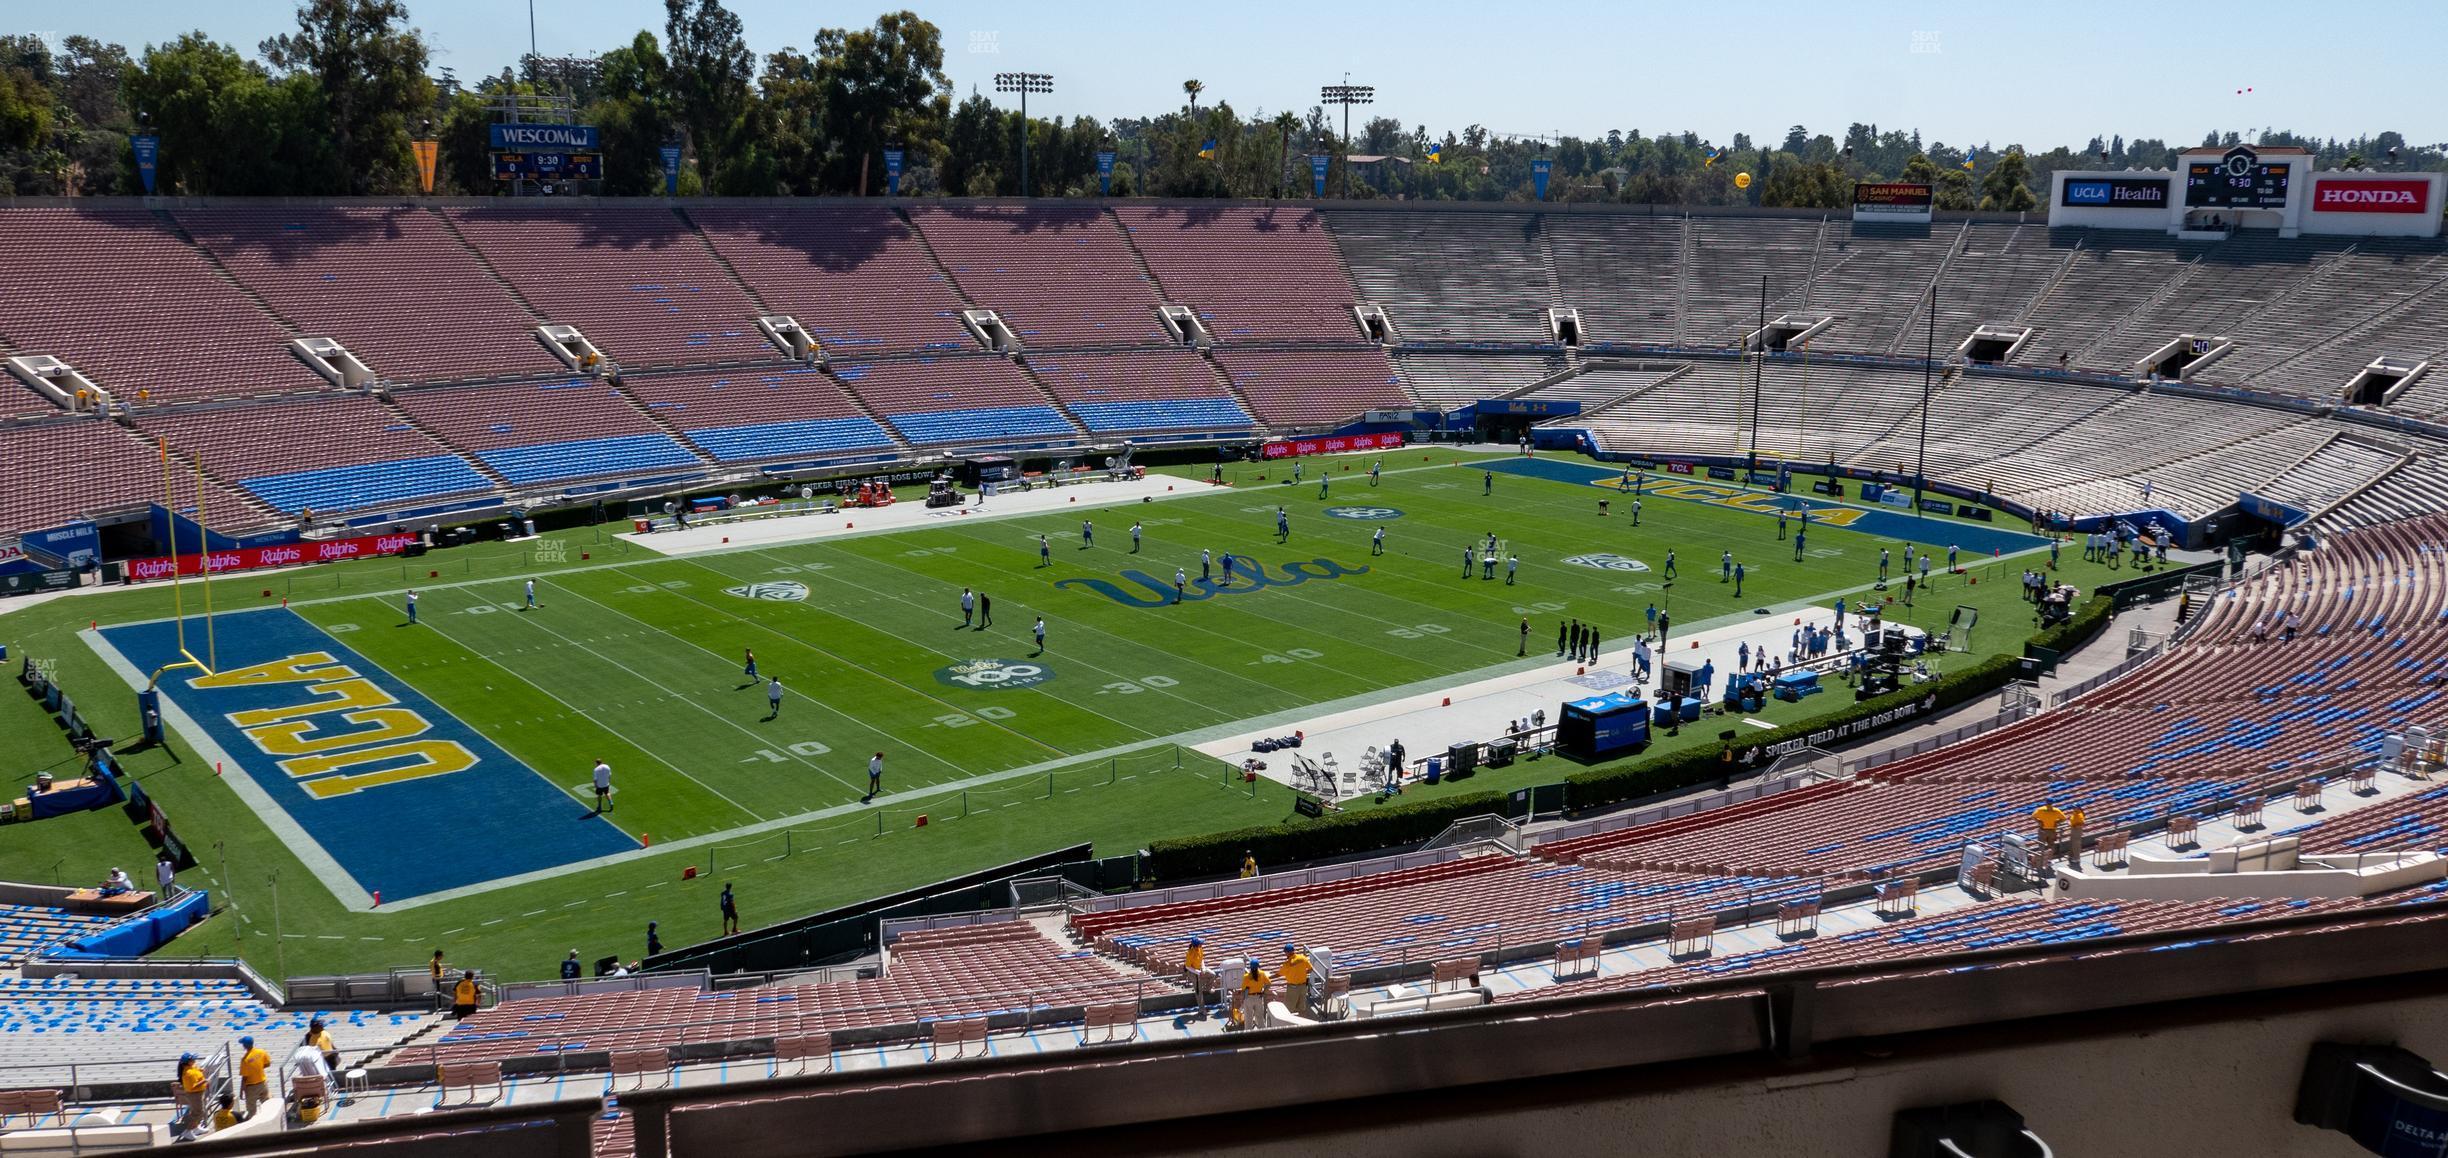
2311,178,2431,215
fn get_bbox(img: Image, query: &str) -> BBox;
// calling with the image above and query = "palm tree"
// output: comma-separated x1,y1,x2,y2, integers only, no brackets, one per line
1183,79,1204,114
1273,110,1301,198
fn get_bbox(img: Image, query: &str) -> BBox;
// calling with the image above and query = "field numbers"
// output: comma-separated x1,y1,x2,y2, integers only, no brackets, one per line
767,563,833,575
623,580,691,594
931,706,1018,728
1097,675,1183,695
1385,623,1451,640
1512,601,1567,615
902,547,958,558
457,603,526,615
1612,583,1665,596
1258,647,1325,665
326,623,360,633
743,740,835,763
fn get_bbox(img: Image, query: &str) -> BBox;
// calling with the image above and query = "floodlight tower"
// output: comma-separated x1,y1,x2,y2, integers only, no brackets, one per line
1320,78,1374,199
994,71,1056,197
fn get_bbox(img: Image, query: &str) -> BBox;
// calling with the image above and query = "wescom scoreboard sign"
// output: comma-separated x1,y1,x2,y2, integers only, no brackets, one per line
488,122,601,186
1852,182,1933,224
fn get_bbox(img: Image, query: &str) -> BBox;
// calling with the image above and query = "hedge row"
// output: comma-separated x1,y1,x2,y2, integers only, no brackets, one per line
1145,790,1506,882
1560,653,2022,811
2028,594,2116,658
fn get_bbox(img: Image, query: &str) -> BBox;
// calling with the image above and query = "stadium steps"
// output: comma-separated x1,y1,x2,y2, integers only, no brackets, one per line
1671,213,1694,344
1883,221,1972,357
673,206,776,317
1829,365,1961,465
895,207,981,312
1569,362,1697,425
2225,242,2359,341
152,209,303,341
814,365,915,453
2240,269,2448,391
606,378,722,468
1005,357,1097,441
2070,253,2207,367
2008,242,2088,329
381,395,514,491
362,1011,457,1069
427,207,549,326
1531,214,1565,309
1111,213,1172,314
1195,347,1268,428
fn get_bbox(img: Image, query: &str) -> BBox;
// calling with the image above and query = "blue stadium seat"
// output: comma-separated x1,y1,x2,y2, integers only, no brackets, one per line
885,405,1077,446
1067,398,1255,434
685,416,894,463
477,433,701,485
241,453,495,514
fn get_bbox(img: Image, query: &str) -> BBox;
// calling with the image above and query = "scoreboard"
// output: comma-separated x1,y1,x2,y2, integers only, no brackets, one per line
493,152,601,182
2185,146,2289,208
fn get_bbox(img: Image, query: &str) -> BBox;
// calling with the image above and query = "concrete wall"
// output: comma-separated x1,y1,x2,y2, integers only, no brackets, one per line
1051,979,2448,1157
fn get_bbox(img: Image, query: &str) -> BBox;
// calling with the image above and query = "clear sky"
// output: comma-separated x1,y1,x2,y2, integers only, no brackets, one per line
38,0,2448,150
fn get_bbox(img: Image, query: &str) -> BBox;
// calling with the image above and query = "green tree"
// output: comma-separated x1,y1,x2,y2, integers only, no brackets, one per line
1271,110,1299,197
1899,152,1940,187
590,31,673,197
260,0,432,194
1182,78,1202,113
121,33,270,194
663,0,752,181
1979,148,2038,211
811,11,950,195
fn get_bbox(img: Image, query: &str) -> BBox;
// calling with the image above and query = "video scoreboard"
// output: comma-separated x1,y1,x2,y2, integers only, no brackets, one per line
2185,146,2289,208
492,152,601,181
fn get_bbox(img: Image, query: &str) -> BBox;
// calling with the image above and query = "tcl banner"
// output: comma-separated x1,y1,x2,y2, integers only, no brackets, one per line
126,532,422,583
2311,178,2431,215
1260,431,1405,460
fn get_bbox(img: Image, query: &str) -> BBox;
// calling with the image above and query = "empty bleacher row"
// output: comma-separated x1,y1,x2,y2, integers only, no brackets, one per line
1116,205,1363,344
1331,211,1558,344
2316,456,2448,534
1389,351,1572,411
1022,347,1253,434
136,395,494,515
621,365,896,464
0,980,434,1085
412,923,1161,1070
0,903,121,966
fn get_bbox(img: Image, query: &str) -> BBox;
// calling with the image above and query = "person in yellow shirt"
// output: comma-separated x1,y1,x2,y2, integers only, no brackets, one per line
211,1095,238,1131
1279,945,1315,1016
237,1035,271,1119
428,949,446,989
1182,938,1215,1013
307,1017,340,1072
452,971,480,1020
2065,805,2088,857
2032,802,2065,843
173,1054,208,1140
1239,852,1258,879
1232,958,1270,1029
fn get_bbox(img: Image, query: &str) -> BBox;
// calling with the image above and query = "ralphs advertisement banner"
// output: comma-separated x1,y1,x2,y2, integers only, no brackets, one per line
1261,431,1405,459
127,532,422,582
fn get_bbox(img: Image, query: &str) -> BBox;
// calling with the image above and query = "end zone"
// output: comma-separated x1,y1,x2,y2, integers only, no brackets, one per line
89,607,637,907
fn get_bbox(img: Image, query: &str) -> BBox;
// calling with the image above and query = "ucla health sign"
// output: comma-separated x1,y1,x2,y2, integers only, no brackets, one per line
2061,177,2169,208
488,123,600,150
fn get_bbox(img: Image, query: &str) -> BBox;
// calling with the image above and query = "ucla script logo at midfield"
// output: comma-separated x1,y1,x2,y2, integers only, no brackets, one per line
934,659,1054,691
724,581,809,602
1056,557,1370,608
1322,506,1404,520
1562,553,1651,573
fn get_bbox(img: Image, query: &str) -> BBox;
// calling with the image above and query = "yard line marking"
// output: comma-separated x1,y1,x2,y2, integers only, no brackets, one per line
380,591,771,821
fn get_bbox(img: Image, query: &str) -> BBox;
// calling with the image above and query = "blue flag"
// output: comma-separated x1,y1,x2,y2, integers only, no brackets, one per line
1532,158,1552,200
883,147,905,196
1096,150,1115,196
132,135,160,195
659,144,682,196
1310,154,1330,197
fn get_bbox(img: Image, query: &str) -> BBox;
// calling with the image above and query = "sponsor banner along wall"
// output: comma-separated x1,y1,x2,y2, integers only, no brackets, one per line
1261,431,1405,459
126,532,422,583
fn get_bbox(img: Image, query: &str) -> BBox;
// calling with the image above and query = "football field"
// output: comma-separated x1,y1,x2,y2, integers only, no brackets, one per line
3,448,2106,976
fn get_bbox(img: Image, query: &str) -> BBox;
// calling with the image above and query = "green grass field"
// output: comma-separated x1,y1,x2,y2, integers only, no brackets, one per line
0,448,2117,981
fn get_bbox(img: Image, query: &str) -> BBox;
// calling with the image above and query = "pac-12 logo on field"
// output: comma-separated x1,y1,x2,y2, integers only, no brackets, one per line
935,659,1053,691
1563,553,1651,573
724,581,809,602
1322,506,1403,521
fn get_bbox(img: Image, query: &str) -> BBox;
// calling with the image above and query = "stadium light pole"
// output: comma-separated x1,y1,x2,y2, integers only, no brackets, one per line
1320,80,1373,198
994,72,1055,198
1746,275,1766,483
1917,282,1936,517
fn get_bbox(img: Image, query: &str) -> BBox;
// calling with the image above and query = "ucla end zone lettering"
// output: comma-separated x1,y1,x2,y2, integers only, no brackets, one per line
97,609,635,902
1481,458,2047,555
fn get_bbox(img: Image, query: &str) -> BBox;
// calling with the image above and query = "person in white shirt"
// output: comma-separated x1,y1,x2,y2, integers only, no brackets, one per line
523,578,537,610
591,760,613,813
156,857,176,894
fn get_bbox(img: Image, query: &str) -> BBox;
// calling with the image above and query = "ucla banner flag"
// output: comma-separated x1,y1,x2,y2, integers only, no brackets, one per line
1425,142,1443,163
132,134,160,195
884,147,905,196
660,144,682,196
1198,138,1218,160
1096,149,1115,196
1310,154,1330,197
1532,158,1552,200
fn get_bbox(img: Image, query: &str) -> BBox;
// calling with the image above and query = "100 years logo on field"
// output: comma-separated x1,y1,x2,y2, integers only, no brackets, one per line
935,659,1054,691
724,581,810,602
1562,553,1651,573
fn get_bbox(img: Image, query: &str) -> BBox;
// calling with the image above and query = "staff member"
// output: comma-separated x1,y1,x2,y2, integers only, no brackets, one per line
237,1036,272,1119
175,1054,209,1137
451,970,481,1020
1233,958,1271,1029
1183,937,1216,1013
1280,945,1316,1016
